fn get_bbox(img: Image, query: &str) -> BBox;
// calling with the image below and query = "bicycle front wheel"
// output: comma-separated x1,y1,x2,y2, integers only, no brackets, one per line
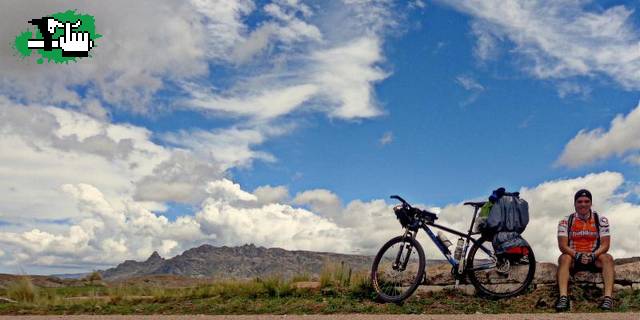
466,238,536,299
371,235,425,303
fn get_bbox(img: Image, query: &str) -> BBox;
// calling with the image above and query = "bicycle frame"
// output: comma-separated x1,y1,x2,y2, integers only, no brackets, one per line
403,204,495,274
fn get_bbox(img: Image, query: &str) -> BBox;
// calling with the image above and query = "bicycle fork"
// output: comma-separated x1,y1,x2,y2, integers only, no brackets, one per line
393,229,415,271
453,238,470,287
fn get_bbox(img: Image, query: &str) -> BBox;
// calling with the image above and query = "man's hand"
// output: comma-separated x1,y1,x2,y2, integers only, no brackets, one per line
575,252,594,265
59,20,93,53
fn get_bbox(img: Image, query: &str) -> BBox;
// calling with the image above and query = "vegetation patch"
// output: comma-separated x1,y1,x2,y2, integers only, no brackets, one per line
0,266,638,315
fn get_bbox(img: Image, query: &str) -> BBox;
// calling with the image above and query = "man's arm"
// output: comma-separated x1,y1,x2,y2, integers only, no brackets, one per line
558,236,576,257
593,214,611,259
593,235,610,258
557,217,575,257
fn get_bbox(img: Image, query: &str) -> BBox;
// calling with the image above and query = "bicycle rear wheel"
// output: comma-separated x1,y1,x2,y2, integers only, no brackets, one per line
371,235,425,303
466,238,535,299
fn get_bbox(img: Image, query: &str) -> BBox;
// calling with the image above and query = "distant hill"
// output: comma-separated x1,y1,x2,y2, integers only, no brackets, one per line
49,272,90,279
100,244,377,280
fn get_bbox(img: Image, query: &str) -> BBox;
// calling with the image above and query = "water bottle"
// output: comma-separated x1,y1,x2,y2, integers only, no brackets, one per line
454,238,464,261
437,231,453,248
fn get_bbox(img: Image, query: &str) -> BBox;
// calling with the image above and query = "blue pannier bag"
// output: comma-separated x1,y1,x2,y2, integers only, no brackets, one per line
484,190,529,234
481,188,530,255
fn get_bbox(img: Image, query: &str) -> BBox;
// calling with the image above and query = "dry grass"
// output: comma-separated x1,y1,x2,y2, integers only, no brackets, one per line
0,267,638,315
2,261,366,306
320,261,354,289
4,276,65,305
348,271,375,299
6,276,37,303
101,261,363,302
0,263,370,314
291,272,311,282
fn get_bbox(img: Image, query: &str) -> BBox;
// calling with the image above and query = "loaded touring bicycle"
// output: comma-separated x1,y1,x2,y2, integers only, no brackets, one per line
371,195,535,303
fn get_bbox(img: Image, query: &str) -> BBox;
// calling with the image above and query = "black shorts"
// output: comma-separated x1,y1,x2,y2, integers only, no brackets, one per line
572,261,601,273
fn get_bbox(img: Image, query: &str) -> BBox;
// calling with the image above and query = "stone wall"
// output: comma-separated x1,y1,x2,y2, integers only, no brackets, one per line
533,260,640,290
420,259,640,294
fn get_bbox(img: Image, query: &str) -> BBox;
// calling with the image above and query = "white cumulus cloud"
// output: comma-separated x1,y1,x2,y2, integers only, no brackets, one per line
1,171,639,273
557,101,640,168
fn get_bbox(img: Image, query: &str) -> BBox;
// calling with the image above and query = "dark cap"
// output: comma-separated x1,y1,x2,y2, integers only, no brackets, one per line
574,189,592,202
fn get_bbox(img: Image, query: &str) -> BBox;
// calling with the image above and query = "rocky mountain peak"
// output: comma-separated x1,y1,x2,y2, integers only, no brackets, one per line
146,251,163,263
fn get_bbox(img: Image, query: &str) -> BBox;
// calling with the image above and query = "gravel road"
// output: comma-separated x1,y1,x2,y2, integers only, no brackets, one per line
0,314,638,320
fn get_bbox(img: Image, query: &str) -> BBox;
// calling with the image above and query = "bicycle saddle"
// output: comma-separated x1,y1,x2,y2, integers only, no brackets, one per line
463,201,486,208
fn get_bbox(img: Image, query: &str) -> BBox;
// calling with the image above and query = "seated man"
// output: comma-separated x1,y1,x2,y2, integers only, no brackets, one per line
555,189,614,312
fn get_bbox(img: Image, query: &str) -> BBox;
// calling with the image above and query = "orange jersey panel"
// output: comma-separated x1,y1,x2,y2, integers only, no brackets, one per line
557,212,610,253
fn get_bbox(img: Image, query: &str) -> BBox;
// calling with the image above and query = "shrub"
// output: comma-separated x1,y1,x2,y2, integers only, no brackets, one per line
84,271,103,285
7,276,37,303
260,275,293,298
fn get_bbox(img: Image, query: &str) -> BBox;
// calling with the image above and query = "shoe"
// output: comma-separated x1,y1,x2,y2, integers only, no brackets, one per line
599,296,613,311
555,295,570,312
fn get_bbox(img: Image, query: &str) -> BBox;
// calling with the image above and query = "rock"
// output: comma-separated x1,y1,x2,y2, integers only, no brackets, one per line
0,297,16,304
458,284,476,295
533,260,640,286
293,281,321,289
574,271,603,283
416,285,447,293
146,251,163,264
615,257,640,265
419,259,640,287
533,263,557,284
416,284,475,295
572,261,640,285
615,261,640,285
424,263,454,285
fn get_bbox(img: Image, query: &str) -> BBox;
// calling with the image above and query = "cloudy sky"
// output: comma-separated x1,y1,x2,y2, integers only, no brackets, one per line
0,0,639,274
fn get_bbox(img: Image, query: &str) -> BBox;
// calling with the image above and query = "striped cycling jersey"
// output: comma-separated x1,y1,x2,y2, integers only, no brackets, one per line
557,211,610,253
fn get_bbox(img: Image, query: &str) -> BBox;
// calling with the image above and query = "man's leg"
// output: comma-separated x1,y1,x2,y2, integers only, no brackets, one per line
595,253,615,297
557,253,573,296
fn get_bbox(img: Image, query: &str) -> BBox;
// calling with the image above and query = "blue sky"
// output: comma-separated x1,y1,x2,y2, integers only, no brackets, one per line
210,2,639,206
114,1,640,207
1,0,639,273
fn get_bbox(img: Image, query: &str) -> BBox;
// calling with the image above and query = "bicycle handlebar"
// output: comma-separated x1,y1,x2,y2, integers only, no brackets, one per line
391,195,438,217
390,195,410,207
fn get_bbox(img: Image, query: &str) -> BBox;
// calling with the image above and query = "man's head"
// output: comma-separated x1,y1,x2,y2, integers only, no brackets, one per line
574,189,592,216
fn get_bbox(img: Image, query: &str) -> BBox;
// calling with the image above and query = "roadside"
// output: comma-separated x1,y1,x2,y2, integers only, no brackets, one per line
0,313,639,320
0,285,638,315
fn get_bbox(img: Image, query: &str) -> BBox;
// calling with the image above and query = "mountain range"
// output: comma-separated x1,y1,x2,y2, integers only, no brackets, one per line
100,244,375,280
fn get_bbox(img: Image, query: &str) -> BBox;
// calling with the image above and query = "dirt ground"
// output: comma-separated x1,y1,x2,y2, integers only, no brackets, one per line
0,313,638,320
